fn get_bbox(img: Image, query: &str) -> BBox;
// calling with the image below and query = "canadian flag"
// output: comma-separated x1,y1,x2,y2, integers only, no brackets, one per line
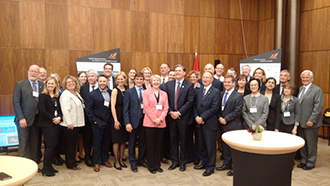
193,51,200,78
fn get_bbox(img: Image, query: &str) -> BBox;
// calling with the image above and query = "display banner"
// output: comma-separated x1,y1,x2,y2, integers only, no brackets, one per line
76,48,121,75
240,48,282,83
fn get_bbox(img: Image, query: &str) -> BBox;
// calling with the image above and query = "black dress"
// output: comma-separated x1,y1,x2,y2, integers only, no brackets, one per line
111,87,129,143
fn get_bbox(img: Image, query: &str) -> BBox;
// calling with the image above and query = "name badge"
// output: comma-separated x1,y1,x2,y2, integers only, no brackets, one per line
141,104,144,109
156,104,162,110
284,111,290,117
104,101,109,107
33,91,39,97
54,110,58,117
250,107,257,113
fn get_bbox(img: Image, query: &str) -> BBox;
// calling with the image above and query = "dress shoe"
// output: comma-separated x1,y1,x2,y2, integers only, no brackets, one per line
168,163,179,170
149,169,156,174
57,156,66,163
157,168,163,172
131,165,138,172
78,156,84,160
194,161,200,166
216,165,232,171
303,165,315,170
297,163,306,168
85,159,93,167
41,170,55,177
94,165,100,172
161,158,169,164
114,162,122,170
227,170,234,176
101,162,112,168
52,158,63,165
179,164,186,172
76,159,82,163
50,167,58,173
137,161,148,168
68,165,81,170
202,170,214,176
194,164,206,170
120,162,128,168
122,157,127,162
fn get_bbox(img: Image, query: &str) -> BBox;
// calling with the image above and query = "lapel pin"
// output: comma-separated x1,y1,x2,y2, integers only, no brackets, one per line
182,86,184,88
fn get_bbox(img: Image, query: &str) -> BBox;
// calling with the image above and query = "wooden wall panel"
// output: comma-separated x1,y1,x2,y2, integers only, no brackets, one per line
299,11,313,52
45,0,68,4
183,53,195,72
258,19,274,54
200,0,215,17
229,20,244,54
215,0,230,18
132,52,150,72
120,52,132,73
0,49,21,95
184,16,199,53
166,15,184,53
314,0,330,9
131,11,150,52
228,54,245,71
0,96,15,116
230,0,259,21
131,0,149,12
199,54,215,72
149,0,167,14
167,53,185,70
150,13,167,53
215,54,229,71
199,17,215,54
21,49,46,74
301,0,314,12
45,4,68,49
313,51,330,93
298,52,313,87
149,53,168,75
0,1,20,48
20,1,45,49
91,0,111,8
69,50,91,76
259,0,275,20
184,0,200,16
215,18,230,54
68,0,90,6
91,8,111,51
68,6,91,50
45,49,70,81
111,0,130,10
167,0,184,15
111,10,131,52
313,7,330,51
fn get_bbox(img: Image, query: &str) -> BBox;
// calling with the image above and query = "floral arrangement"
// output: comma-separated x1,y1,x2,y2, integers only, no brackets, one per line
247,125,264,134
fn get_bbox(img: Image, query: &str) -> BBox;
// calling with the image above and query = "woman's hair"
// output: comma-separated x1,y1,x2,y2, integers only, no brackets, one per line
78,71,87,78
283,84,295,95
249,78,261,90
115,71,128,86
42,77,60,98
150,74,161,84
265,77,277,87
62,75,80,93
252,67,266,83
141,67,153,76
50,72,61,84
187,70,199,78
234,74,248,91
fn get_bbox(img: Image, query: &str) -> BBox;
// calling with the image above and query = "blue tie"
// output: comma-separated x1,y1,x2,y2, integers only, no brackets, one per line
139,88,143,118
223,92,228,106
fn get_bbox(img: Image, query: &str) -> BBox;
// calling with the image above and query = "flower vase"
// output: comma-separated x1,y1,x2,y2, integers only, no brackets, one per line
253,132,262,140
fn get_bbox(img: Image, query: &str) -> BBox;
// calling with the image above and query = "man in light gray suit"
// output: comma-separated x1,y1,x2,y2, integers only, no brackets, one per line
297,70,324,170
13,64,44,163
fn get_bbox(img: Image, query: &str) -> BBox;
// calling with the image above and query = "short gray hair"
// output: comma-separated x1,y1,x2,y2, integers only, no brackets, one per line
281,69,291,77
300,70,314,80
87,69,98,76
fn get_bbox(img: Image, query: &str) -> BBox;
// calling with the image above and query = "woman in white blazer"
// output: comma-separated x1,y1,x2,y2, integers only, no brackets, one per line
60,75,85,170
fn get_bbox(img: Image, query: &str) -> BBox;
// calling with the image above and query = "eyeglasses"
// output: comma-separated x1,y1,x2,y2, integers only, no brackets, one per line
66,81,75,84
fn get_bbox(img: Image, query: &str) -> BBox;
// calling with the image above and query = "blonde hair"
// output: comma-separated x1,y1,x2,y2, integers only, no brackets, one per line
150,74,161,84
62,75,80,93
50,72,61,84
141,67,153,75
42,77,60,98
187,70,199,78
115,71,128,86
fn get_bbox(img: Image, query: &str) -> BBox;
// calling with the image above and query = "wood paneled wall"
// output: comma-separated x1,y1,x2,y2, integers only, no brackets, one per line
300,0,330,136
0,0,275,115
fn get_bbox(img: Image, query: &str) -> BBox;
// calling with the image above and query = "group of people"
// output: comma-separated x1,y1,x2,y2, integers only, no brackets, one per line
12,62,324,177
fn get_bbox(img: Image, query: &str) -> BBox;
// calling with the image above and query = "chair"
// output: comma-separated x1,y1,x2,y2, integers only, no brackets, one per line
321,123,330,146
321,108,330,146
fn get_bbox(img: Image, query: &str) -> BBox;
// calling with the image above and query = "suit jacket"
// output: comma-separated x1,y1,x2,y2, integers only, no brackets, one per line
218,91,243,132
280,96,300,127
59,90,85,128
273,84,299,97
108,76,117,90
124,86,144,129
38,93,62,128
260,92,281,130
142,88,169,128
13,79,44,127
242,94,269,128
86,89,112,129
198,78,223,91
80,83,91,101
193,86,220,130
299,84,324,128
164,79,195,125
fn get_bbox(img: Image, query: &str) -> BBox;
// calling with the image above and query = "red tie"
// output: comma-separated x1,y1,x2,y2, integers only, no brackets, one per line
175,82,181,110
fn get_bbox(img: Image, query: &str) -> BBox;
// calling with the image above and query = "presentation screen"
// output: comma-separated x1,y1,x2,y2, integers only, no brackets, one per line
0,115,19,147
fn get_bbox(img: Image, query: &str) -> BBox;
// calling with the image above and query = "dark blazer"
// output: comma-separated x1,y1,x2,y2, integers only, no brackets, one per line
13,79,44,127
85,89,112,129
198,78,223,91
273,84,299,97
218,91,243,132
193,86,220,130
164,79,195,125
124,86,144,129
280,96,300,127
108,76,117,90
80,83,92,101
38,94,62,128
260,92,281,130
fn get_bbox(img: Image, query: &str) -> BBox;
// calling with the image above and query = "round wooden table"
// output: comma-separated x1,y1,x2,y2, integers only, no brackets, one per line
0,155,38,186
222,130,305,186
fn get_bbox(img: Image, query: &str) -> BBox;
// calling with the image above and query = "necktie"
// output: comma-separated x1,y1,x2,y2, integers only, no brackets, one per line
223,92,228,106
281,85,284,95
33,82,39,112
163,78,165,84
202,88,206,99
92,85,95,91
175,82,181,110
299,87,306,99
139,88,143,118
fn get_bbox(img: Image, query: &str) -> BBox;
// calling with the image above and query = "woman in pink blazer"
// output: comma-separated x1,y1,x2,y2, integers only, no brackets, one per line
143,74,169,174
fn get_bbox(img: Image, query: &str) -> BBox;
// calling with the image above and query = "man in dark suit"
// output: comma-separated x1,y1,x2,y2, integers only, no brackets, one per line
216,75,244,176
86,75,112,172
273,69,299,97
193,72,220,176
123,72,147,173
198,63,223,91
13,64,44,163
164,64,194,172
80,69,99,167
297,70,324,170
103,62,116,90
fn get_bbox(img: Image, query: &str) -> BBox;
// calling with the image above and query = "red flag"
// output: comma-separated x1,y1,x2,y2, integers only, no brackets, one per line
193,51,200,78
